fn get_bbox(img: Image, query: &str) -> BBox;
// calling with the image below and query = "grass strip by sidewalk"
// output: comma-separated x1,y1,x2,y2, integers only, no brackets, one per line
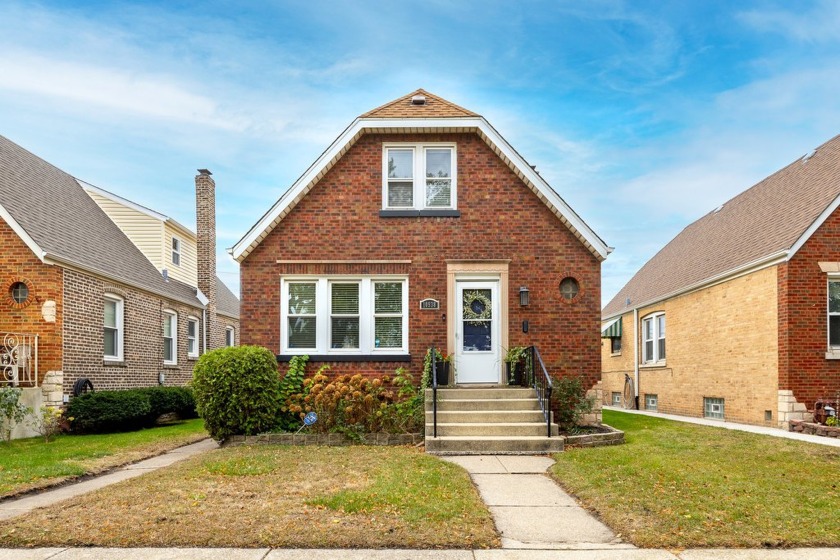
0,419,207,499
1,445,499,549
551,410,840,548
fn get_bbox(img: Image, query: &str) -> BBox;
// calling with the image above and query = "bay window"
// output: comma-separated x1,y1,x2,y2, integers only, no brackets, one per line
281,277,408,355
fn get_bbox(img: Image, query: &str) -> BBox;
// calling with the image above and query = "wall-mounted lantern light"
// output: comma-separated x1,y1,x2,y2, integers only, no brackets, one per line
519,286,530,306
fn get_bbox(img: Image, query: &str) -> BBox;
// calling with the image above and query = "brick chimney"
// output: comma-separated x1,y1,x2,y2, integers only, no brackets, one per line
196,169,218,349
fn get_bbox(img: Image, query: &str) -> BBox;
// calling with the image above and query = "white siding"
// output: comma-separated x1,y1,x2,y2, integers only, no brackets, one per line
165,223,198,287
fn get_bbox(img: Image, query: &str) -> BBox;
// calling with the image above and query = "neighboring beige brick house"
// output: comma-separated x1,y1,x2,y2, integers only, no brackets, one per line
602,134,840,428
0,135,238,429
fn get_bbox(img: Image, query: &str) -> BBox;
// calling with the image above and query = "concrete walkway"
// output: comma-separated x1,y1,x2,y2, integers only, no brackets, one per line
604,406,840,447
442,455,628,551
0,438,218,521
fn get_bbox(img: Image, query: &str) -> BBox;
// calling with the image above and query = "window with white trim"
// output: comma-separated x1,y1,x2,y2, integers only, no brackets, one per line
281,277,408,354
163,310,177,365
187,316,199,358
226,326,235,347
104,295,124,361
171,237,181,266
828,280,840,349
383,144,456,210
642,312,666,364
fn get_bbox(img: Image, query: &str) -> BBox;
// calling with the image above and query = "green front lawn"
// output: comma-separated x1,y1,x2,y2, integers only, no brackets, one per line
0,418,207,499
2,445,499,549
552,410,840,548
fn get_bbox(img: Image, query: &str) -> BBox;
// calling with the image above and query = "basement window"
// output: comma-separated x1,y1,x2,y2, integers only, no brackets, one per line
645,394,658,411
704,397,724,420
611,392,621,406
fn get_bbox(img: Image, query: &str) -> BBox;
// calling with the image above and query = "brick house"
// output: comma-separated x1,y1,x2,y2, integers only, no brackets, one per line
601,134,840,428
0,135,238,421
232,90,609,392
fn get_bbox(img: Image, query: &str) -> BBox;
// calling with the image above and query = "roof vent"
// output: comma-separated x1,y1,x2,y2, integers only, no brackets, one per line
802,148,816,163
410,95,427,106
625,297,631,307
162,268,169,282
713,204,724,214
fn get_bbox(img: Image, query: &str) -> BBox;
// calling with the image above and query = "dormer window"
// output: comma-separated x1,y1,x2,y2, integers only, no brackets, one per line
171,237,181,266
383,144,456,211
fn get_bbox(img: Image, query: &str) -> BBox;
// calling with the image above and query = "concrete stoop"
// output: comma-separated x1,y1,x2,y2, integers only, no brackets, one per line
425,387,563,454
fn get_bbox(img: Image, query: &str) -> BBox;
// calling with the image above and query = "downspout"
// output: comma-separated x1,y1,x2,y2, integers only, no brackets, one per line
633,307,640,410
202,308,207,354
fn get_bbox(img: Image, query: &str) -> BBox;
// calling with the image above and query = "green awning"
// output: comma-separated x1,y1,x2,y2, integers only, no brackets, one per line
601,317,622,338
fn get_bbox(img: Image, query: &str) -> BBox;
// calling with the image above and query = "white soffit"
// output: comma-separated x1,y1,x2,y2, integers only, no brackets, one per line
231,117,610,262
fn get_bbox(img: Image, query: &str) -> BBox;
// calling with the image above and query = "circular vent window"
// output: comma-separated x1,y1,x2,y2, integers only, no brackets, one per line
10,281,29,304
559,277,580,301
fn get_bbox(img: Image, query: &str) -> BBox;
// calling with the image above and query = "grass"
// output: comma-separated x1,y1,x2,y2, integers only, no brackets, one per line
551,410,840,548
0,418,208,499
1,445,499,549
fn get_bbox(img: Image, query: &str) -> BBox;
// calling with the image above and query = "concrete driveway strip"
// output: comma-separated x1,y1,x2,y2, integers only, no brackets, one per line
678,549,840,560
474,550,678,559
263,551,474,559
0,439,218,522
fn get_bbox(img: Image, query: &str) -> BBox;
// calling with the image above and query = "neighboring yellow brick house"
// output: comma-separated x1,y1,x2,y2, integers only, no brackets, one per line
602,134,840,428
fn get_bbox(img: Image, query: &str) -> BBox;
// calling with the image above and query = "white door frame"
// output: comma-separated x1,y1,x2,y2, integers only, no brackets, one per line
446,261,510,385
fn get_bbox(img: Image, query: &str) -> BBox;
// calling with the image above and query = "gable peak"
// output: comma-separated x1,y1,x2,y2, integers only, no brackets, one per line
360,89,480,119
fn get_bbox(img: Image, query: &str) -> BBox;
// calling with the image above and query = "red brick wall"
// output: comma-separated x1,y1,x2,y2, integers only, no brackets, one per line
779,207,840,406
0,218,63,382
241,132,602,387
62,268,206,393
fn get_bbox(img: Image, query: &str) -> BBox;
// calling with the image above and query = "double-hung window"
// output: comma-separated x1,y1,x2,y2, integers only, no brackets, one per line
282,277,408,355
829,280,840,349
104,295,124,361
642,312,666,364
163,310,177,365
225,326,235,347
171,237,181,267
187,317,199,358
383,144,456,210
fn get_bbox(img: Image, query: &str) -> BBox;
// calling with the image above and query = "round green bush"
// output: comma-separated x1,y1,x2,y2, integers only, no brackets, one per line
192,345,281,440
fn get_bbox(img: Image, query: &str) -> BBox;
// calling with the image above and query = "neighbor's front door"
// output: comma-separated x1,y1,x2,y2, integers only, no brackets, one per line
455,280,501,383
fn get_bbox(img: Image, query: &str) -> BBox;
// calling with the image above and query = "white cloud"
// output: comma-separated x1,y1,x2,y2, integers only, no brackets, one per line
739,0,840,43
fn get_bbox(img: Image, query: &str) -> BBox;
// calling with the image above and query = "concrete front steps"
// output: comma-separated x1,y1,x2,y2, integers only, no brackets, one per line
425,386,564,455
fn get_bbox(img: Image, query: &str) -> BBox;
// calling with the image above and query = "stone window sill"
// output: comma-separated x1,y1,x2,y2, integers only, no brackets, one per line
825,351,840,360
610,352,622,357
103,360,126,367
640,361,667,369
162,364,180,370
277,354,411,363
379,210,460,218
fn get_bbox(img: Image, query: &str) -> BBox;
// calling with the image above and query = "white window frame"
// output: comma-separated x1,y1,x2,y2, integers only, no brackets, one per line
103,294,124,361
226,326,235,347
163,309,178,365
171,236,181,267
187,316,199,358
280,276,409,355
382,143,457,211
828,278,840,351
642,312,666,364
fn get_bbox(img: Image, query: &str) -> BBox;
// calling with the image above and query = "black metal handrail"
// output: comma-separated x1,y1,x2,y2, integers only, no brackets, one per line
527,346,554,437
430,347,438,438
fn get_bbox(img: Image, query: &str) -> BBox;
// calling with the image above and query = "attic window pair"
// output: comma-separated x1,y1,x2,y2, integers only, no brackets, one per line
384,144,456,210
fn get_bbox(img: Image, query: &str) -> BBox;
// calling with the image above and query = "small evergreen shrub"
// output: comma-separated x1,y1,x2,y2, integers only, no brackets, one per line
68,390,152,433
144,386,197,419
192,345,282,441
551,376,594,433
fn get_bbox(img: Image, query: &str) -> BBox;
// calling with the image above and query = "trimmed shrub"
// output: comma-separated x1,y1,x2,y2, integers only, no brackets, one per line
192,345,282,441
144,386,197,420
67,386,198,433
68,390,152,433
551,376,594,433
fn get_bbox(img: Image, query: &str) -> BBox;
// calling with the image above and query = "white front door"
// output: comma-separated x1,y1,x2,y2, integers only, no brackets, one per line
455,280,501,383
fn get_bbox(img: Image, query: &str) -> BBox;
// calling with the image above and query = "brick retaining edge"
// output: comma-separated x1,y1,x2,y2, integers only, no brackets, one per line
789,419,840,438
222,432,424,447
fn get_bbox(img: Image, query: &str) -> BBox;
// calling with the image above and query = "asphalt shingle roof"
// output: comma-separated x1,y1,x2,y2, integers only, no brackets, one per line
216,277,240,319
0,135,201,307
360,88,479,119
603,134,840,318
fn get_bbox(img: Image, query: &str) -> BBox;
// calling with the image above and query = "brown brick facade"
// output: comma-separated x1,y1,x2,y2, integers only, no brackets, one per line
62,268,206,393
778,207,840,407
241,132,602,387
0,218,63,382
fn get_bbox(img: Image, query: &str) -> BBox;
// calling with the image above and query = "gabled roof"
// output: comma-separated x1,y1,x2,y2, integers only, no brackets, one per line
216,277,240,319
603,133,840,319
361,88,479,118
231,89,610,262
0,134,201,307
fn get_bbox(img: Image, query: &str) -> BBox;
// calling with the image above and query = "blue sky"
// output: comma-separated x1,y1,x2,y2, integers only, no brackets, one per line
2,1,839,305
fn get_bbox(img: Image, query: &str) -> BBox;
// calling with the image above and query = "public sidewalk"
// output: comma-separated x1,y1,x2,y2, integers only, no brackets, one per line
603,406,840,447
0,438,218,521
